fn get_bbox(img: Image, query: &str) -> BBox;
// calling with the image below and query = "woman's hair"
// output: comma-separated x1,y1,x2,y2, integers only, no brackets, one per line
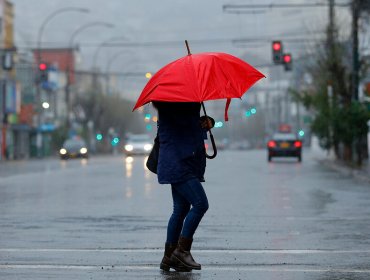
152,101,159,110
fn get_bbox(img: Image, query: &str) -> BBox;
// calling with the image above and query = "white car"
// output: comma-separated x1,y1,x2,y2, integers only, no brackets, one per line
124,134,153,156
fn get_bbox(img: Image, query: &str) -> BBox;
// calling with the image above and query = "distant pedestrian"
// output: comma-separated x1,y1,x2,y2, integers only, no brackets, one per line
152,101,214,272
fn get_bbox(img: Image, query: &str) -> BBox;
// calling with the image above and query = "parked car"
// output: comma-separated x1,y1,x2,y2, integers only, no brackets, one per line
267,133,302,162
124,134,153,156
59,138,89,160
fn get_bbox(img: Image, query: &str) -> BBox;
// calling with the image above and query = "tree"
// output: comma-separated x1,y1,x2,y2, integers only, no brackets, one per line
74,86,145,153
290,18,369,164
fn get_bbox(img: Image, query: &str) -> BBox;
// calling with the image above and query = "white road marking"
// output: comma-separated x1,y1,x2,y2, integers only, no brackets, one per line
1,248,370,254
0,264,369,273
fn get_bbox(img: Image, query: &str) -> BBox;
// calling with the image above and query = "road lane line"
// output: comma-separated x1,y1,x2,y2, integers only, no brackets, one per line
0,264,370,273
1,248,370,254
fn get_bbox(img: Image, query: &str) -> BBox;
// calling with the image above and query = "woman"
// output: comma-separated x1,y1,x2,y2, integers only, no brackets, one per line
152,101,214,272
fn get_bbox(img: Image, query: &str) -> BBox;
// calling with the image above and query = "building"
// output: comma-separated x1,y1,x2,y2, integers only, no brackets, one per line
0,0,20,160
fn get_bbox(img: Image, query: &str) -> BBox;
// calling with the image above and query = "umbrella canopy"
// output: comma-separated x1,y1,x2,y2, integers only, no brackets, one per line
133,52,265,120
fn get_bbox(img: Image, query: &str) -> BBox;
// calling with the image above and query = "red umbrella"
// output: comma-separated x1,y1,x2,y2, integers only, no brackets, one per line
133,41,265,158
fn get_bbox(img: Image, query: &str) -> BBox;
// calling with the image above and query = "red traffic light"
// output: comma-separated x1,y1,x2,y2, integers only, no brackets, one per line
39,63,47,71
272,41,283,64
272,42,281,51
283,54,291,63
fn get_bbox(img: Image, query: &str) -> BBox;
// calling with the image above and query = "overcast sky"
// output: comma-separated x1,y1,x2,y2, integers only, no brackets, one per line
11,0,353,98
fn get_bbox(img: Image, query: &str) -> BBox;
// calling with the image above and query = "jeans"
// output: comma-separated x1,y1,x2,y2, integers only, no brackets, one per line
166,178,209,244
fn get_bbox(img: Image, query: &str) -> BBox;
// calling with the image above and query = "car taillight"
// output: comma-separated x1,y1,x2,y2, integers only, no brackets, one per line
294,141,302,148
267,141,276,148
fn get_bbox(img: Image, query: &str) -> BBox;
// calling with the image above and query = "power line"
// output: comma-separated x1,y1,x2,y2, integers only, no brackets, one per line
74,69,151,78
16,31,328,50
223,2,350,12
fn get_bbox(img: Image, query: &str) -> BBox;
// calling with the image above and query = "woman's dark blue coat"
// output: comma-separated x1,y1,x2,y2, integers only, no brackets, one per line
154,102,207,184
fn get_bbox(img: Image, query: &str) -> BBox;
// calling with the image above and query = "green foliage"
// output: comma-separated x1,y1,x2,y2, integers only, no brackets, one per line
290,17,370,161
333,102,370,146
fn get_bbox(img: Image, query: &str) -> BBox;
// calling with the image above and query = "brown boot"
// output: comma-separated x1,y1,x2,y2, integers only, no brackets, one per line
170,236,201,270
160,243,191,272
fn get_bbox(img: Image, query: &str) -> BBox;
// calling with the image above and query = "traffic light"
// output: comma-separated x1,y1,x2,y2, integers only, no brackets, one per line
96,133,103,141
111,137,120,146
38,62,49,82
144,113,151,122
283,54,292,71
214,121,224,128
245,106,257,117
272,41,283,64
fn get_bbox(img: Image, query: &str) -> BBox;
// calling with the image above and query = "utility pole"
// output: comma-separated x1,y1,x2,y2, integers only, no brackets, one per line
328,0,336,52
65,64,71,132
351,0,368,163
351,0,359,101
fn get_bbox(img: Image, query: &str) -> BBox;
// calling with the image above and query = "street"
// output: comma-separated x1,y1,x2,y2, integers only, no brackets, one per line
1,149,370,279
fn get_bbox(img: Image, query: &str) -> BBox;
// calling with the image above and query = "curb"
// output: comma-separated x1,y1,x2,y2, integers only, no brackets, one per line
318,158,370,184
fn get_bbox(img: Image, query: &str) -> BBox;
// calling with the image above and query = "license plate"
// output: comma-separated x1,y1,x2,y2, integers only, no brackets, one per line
280,142,290,148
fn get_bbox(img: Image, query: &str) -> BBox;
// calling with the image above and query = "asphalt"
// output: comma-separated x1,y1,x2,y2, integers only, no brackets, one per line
1,147,370,279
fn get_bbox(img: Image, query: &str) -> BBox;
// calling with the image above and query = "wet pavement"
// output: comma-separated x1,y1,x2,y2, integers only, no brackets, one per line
1,149,370,279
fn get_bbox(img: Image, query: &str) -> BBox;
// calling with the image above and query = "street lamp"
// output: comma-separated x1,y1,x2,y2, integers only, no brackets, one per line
37,7,89,62
68,22,115,49
36,7,89,158
105,50,136,74
105,50,136,95
65,21,114,131
92,36,128,69
42,102,50,109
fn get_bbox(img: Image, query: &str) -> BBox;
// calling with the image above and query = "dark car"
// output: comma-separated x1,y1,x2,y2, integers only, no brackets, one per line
59,138,89,160
267,133,302,162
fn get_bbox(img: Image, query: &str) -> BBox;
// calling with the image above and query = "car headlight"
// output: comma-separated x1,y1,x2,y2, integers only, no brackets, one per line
80,147,88,154
144,144,153,151
60,148,67,155
125,145,134,152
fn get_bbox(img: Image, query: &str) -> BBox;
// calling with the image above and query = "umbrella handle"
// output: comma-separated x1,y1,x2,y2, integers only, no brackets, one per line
201,102,217,159
206,131,217,159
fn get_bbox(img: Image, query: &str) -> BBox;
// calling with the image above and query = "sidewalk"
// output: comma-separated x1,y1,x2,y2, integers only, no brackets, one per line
318,158,370,184
310,136,370,184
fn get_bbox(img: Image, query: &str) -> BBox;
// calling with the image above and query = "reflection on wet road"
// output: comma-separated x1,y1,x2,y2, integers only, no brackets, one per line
1,150,370,279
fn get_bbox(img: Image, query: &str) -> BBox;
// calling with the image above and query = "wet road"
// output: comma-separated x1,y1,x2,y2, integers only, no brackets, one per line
1,149,370,279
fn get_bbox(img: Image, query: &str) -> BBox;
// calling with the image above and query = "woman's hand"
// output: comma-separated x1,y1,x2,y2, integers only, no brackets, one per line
200,116,215,130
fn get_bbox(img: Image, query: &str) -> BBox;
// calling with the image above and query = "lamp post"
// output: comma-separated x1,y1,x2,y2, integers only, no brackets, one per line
68,22,115,49
37,7,89,62
92,36,128,70
92,36,127,90
65,22,114,133
35,7,89,157
105,50,136,96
